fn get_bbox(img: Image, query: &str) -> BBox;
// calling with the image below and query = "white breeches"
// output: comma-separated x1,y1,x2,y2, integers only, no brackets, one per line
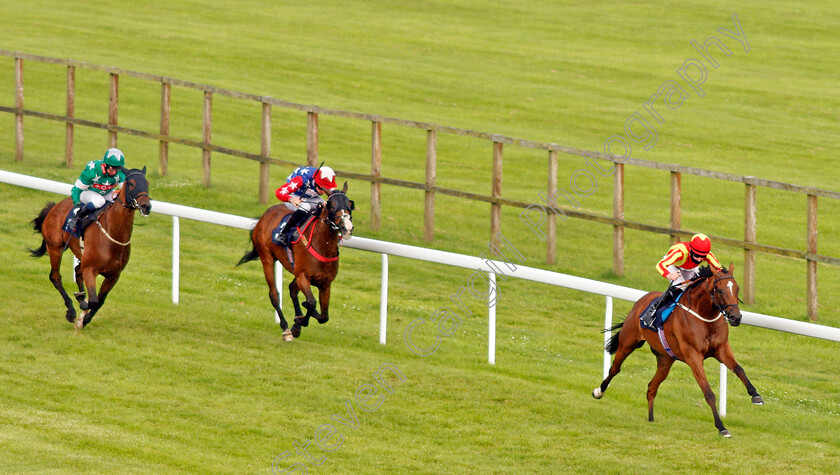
664,265,701,285
285,196,324,212
79,190,115,209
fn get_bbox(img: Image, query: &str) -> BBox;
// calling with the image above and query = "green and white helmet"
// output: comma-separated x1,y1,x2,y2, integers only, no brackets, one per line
103,148,125,168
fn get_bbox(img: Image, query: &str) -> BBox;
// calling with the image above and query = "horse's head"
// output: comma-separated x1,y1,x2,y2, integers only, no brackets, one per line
324,182,354,240
122,166,152,217
709,262,742,326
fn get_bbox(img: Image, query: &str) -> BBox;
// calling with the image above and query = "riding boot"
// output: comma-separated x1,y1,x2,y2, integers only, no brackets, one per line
641,285,678,327
65,203,86,233
275,209,308,246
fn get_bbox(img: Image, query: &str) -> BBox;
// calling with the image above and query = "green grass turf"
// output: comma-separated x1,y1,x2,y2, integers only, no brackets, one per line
1,0,839,473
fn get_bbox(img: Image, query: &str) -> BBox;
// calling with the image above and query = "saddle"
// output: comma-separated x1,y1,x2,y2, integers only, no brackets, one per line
639,290,685,332
63,204,110,238
271,213,317,247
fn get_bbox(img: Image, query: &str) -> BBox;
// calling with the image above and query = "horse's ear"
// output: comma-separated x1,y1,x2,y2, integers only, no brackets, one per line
341,181,348,193
349,200,355,211
141,166,147,175
728,262,735,275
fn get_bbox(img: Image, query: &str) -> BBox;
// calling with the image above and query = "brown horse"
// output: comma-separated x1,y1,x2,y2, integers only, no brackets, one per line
592,264,763,437
29,167,152,329
237,182,354,341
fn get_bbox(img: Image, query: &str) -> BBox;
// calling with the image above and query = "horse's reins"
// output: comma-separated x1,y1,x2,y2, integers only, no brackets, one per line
676,275,738,323
95,172,148,247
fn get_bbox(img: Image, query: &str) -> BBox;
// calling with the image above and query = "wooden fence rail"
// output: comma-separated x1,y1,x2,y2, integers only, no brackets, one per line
2,50,838,321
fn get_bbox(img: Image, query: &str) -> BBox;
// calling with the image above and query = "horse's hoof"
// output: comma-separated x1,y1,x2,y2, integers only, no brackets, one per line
291,325,301,339
294,315,308,327
74,292,85,303
74,313,85,330
82,313,94,327
719,429,732,438
316,315,329,324
282,329,294,342
752,395,764,405
79,300,89,311
592,387,603,399
65,310,76,323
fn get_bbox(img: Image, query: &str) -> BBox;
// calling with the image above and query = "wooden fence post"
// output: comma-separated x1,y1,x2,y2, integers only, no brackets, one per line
547,150,558,265
159,82,171,176
614,162,625,276
14,57,23,161
670,171,681,245
371,120,382,230
108,73,119,148
307,111,318,166
743,179,757,305
491,139,503,250
807,194,818,321
202,91,212,187
65,65,75,167
424,129,437,241
259,102,272,204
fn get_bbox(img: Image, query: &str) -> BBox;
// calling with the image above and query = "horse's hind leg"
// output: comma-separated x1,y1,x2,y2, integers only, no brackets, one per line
593,327,644,399
260,257,289,332
716,342,763,405
646,351,675,422
47,249,76,322
685,352,730,437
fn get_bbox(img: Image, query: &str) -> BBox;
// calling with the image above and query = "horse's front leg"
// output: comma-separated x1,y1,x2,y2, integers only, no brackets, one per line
716,342,764,405
291,274,319,338
79,273,121,328
684,352,730,437
289,279,304,324
315,284,330,324
647,351,676,422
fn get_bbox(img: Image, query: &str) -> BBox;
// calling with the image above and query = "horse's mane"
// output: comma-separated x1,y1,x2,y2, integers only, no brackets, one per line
686,265,730,289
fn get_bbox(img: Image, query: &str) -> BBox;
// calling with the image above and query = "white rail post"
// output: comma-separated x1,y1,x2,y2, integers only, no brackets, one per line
379,253,388,344
172,216,179,304
274,262,283,324
720,363,727,417
488,272,496,365
603,296,613,379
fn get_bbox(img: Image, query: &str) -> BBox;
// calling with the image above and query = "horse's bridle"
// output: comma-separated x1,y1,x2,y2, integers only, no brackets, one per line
709,276,741,324
322,192,353,236
115,171,149,210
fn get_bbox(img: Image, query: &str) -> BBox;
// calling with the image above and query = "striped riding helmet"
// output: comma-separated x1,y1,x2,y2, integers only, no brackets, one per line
689,233,711,256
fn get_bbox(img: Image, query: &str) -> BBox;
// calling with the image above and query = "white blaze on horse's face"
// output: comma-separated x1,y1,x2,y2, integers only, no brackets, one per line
727,281,734,297
339,212,353,239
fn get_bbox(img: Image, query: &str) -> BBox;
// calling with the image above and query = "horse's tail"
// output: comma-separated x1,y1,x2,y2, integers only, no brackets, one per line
29,202,56,258
603,320,625,355
236,229,260,267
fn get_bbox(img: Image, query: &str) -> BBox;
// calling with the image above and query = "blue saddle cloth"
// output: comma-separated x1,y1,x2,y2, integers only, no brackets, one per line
271,214,313,247
62,204,108,238
640,290,685,331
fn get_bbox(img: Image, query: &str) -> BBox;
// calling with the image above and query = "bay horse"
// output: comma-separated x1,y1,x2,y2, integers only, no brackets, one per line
29,167,152,329
592,264,763,437
237,182,354,341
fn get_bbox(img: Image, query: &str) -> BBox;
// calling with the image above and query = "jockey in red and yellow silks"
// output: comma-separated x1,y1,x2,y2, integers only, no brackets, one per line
642,233,723,326
657,233,723,283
